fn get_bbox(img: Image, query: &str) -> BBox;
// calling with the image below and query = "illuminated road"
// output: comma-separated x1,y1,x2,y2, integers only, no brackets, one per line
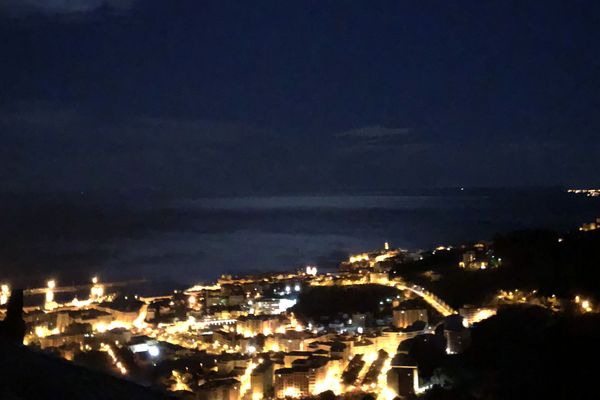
393,281,456,316
309,273,457,317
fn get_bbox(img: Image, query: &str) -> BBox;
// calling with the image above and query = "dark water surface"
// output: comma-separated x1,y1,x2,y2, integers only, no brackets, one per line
1,188,599,286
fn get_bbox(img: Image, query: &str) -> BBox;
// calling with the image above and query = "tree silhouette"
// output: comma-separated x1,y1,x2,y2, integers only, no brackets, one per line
0,289,26,344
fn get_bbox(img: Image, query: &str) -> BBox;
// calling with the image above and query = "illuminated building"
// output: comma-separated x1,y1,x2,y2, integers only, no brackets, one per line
213,329,244,352
458,250,489,270
362,350,389,389
95,297,145,325
283,351,313,367
291,356,330,394
374,329,417,356
216,354,252,374
308,340,351,360
198,378,241,400
236,315,284,337
128,337,160,355
253,298,297,315
67,309,113,332
98,327,132,345
24,309,55,328
580,221,598,231
212,305,246,320
459,251,474,268
349,253,370,264
329,341,349,359
251,361,274,399
445,329,471,354
369,272,390,285
229,294,246,306
352,338,375,356
90,277,105,300
387,353,419,397
265,331,314,352
342,354,365,386
274,367,310,398
459,306,497,325
392,307,428,329
206,291,227,307
38,323,91,349
1,284,10,305
443,315,471,354
568,189,600,197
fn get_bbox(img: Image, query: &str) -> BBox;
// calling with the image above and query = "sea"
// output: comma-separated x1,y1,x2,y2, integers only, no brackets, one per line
1,188,599,288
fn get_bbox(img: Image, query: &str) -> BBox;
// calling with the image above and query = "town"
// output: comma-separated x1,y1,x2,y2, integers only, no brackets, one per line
2,230,597,400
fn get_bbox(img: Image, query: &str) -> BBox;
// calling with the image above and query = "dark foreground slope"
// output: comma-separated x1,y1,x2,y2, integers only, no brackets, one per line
420,305,600,400
392,228,600,307
0,342,170,400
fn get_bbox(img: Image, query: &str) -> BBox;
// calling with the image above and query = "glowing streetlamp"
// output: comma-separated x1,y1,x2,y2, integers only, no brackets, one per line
45,280,56,307
90,276,104,300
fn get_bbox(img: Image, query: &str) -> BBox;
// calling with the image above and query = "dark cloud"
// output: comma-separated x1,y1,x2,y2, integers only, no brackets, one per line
2,103,599,195
0,0,136,16
336,126,421,153
336,126,412,140
1,1,600,193
0,105,272,193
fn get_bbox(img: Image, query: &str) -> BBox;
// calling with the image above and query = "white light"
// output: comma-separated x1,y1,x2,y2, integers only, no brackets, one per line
294,284,300,292
148,345,160,357
582,300,590,309
247,345,256,354
278,298,297,312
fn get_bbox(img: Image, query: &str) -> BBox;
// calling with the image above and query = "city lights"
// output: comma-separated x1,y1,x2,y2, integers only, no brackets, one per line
170,370,192,392
4,6,599,399
305,266,318,276
12,239,597,400
148,345,160,357
100,343,127,375
0,284,9,305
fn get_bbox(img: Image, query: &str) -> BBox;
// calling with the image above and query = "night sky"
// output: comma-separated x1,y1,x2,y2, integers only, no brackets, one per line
2,0,600,195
